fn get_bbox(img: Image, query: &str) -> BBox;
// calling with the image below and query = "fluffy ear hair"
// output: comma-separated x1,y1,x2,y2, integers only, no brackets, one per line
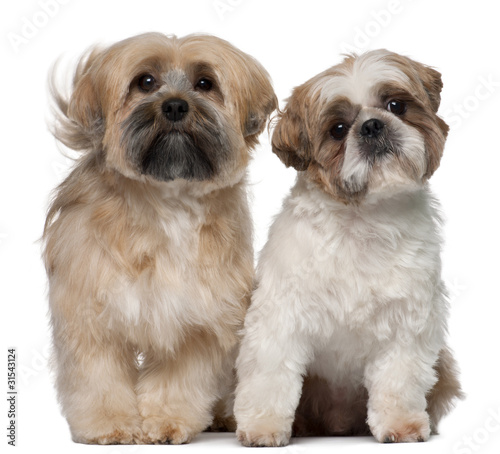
271,86,312,171
49,47,105,152
410,60,444,113
239,57,278,146
405,59,449,177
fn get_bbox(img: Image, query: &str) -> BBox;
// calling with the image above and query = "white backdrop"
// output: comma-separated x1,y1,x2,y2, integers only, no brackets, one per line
1,0,499,453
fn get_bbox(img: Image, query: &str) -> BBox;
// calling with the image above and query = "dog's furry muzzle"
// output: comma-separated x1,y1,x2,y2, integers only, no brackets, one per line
122,99,231,182
141,132,214,182
358,128,402,164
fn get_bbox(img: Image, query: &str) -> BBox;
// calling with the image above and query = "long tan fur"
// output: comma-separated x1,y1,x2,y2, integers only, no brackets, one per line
43,32,276,444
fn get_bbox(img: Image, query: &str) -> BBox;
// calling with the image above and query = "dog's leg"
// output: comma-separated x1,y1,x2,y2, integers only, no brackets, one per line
364,341,439,443
207,349,238,432
137,332,225,444
208,396,237,432
51,312,141,444
234,303,312,447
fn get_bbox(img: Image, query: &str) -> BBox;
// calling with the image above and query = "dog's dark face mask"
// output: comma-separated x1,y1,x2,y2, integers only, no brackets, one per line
122,90,231,182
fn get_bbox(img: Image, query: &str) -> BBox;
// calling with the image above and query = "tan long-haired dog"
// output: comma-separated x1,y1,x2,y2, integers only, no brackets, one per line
43,32,277,445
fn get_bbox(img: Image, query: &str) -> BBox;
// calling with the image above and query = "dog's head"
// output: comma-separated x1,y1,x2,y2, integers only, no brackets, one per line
271,49,449,203
53,32,277,187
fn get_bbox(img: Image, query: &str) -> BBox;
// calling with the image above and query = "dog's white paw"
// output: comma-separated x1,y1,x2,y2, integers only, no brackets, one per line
370,410,431,443
237,428,291,447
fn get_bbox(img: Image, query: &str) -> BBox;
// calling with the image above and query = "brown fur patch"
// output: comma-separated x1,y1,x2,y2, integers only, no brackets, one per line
271,82,318,170
426,347,465,433
293,375,370,437
208,413,237,432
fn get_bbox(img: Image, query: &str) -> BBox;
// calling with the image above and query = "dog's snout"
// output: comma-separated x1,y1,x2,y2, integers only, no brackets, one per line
360,118,384,138
162,98,189,122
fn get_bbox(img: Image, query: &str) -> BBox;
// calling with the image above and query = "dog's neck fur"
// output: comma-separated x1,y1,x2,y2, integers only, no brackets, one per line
286,172,443,254
295,171,435,215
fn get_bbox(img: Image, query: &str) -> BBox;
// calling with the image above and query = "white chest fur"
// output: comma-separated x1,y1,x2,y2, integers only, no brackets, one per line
253,174,447,356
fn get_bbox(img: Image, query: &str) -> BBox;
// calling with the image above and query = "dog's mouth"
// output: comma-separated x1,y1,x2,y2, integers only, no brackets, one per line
141,131,214,182
358,131,402,164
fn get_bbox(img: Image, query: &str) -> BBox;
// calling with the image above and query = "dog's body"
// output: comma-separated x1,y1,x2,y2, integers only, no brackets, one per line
43,33,276,445
235,50,462,446
45,166,252,445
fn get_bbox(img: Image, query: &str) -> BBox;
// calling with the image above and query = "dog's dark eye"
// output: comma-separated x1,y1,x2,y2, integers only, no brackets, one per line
195,78,213,91
387,100,407,115
138,74,157,92
330,123,349,140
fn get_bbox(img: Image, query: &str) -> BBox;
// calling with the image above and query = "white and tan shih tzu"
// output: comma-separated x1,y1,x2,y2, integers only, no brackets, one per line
42,32,277,445
235,50,463,446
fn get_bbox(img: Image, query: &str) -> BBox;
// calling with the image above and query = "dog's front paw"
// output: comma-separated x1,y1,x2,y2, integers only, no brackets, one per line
82,429,141,445
237,428,291,447
72,419,143,445
140,417,197,445
370,411,431,443
236,418,292,447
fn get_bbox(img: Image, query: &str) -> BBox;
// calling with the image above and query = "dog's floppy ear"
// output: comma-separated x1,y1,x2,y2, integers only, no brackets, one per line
50,47,106,151
271,86,312,171
408,58,450,143
402,57,449,178
409,60,444,113
67,48,104,129
239,57,278,144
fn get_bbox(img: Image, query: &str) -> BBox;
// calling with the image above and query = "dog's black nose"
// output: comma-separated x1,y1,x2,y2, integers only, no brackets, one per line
360,119,384,138
162,98,189,122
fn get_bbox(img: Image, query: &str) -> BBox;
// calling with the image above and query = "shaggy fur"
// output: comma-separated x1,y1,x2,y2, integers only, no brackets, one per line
234,50,463,447
43,32,277,445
